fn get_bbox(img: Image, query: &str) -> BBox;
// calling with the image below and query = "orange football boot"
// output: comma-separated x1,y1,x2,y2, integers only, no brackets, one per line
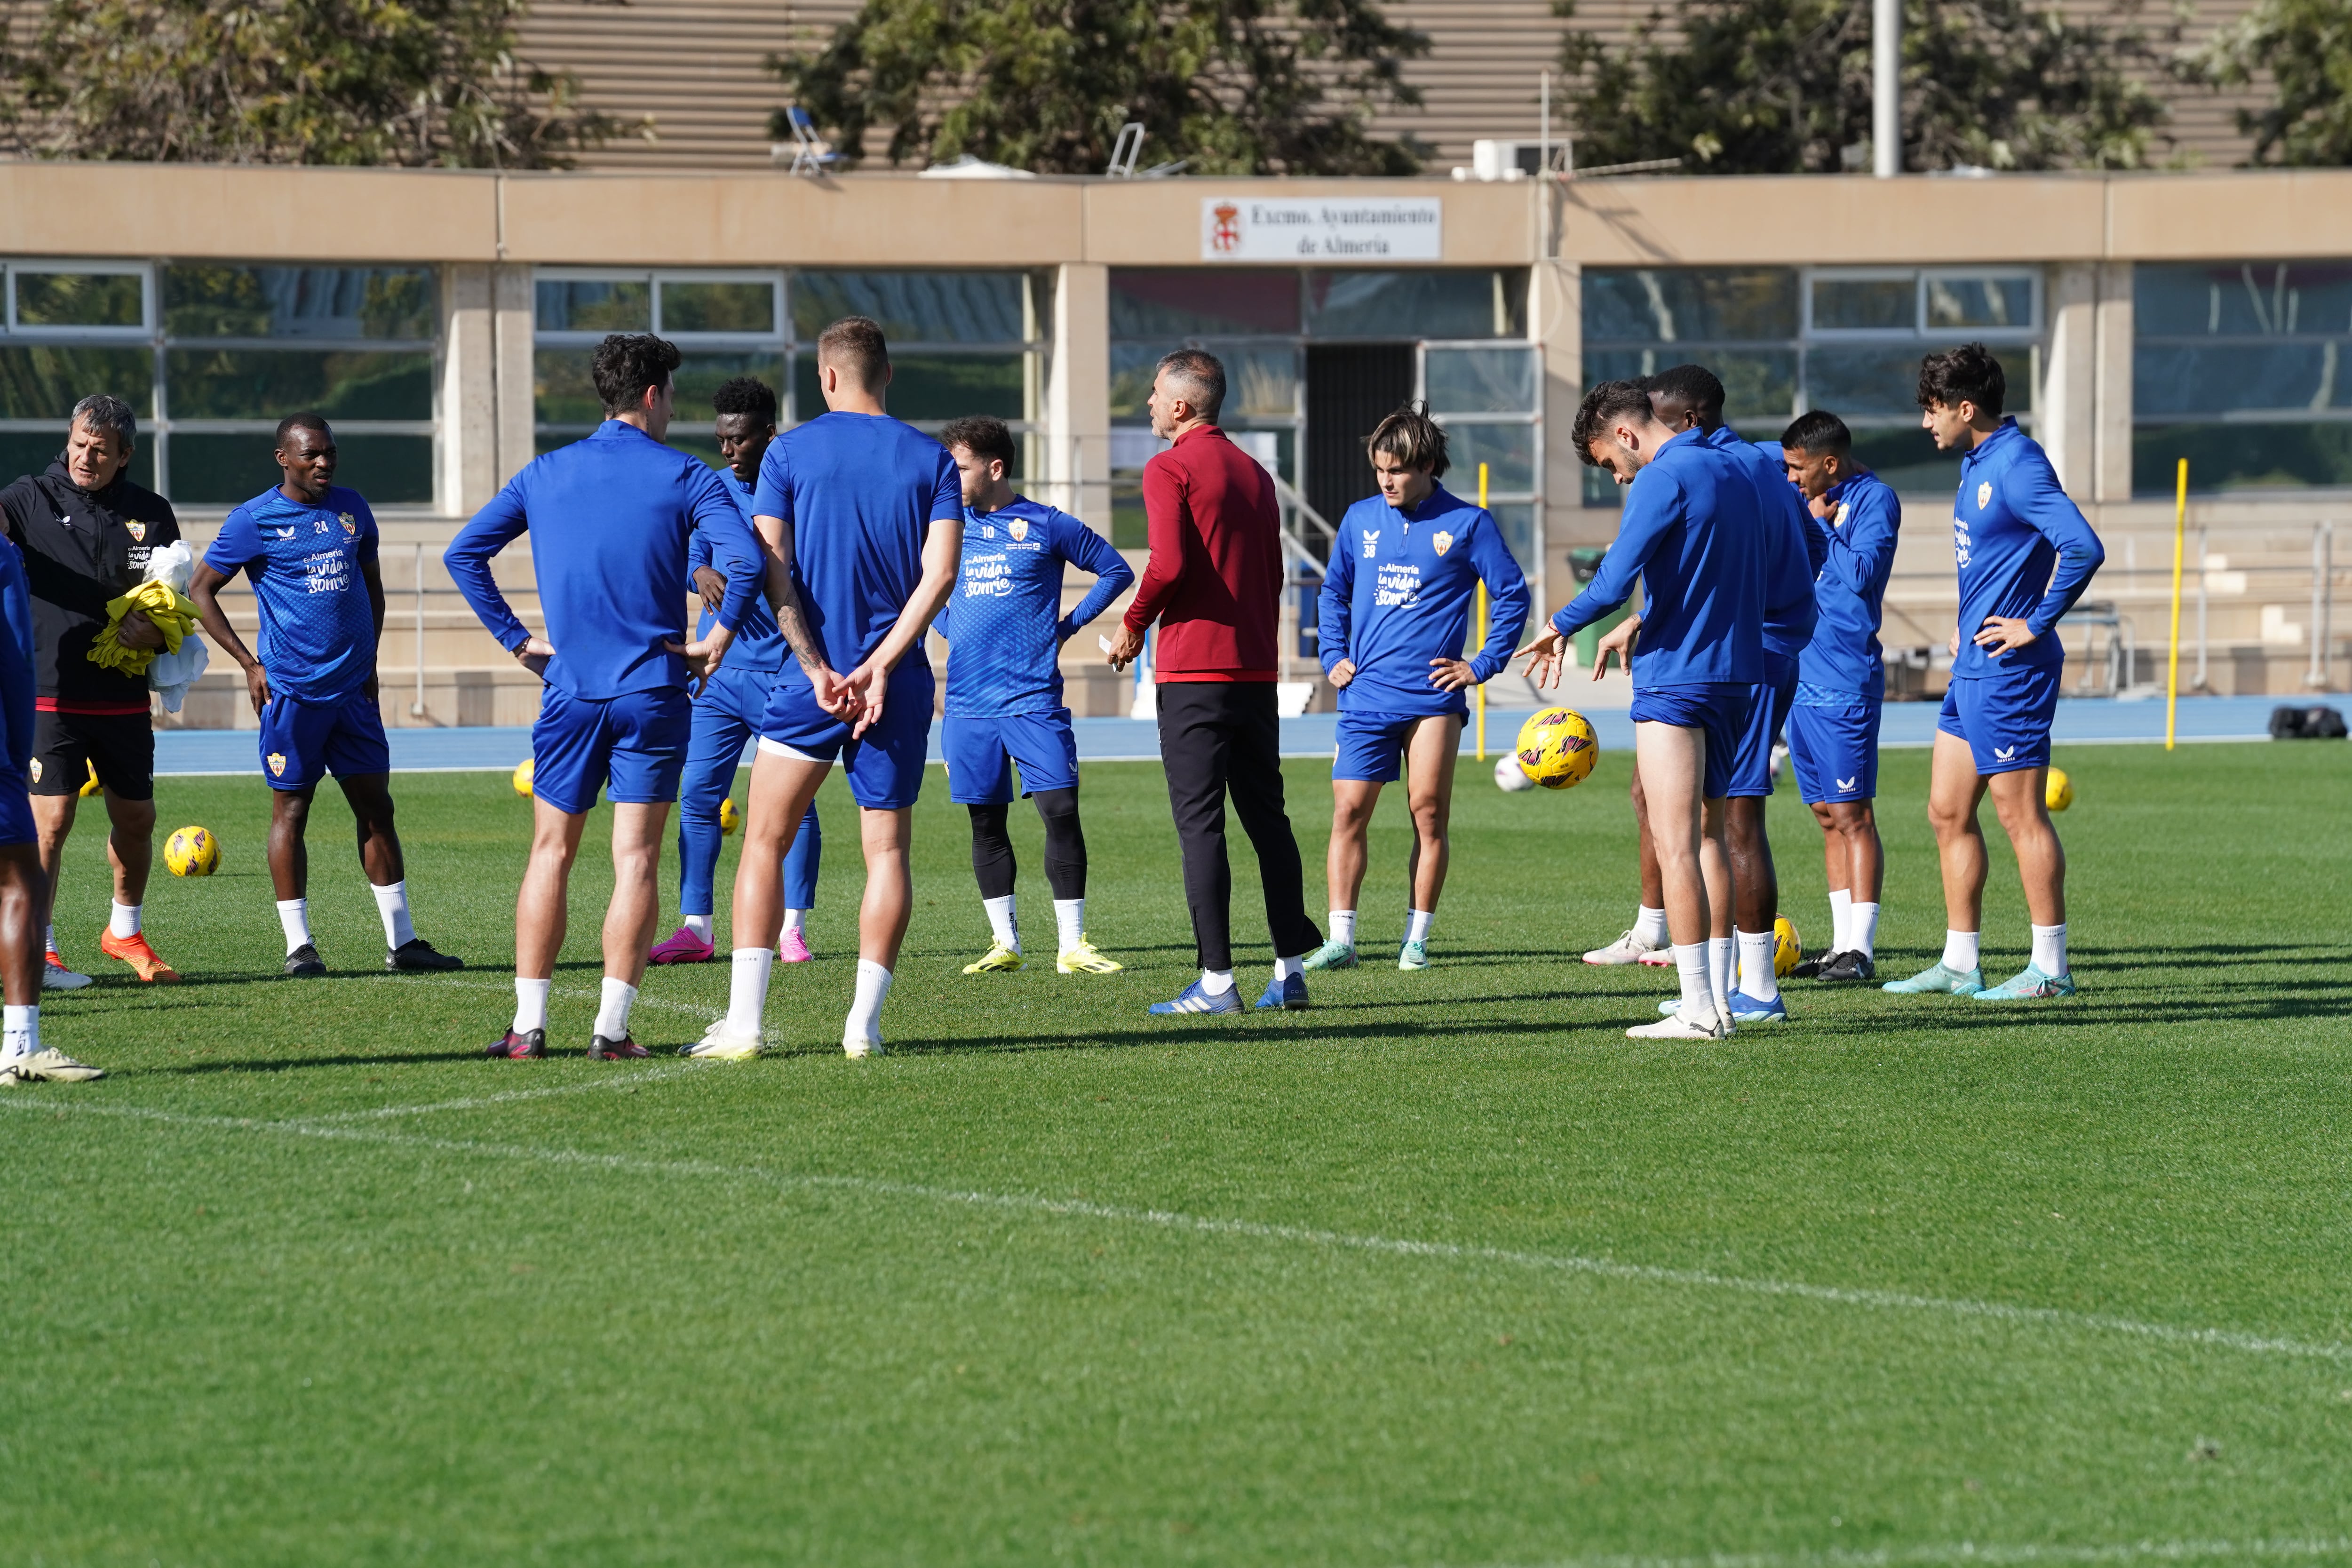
99,929,181,982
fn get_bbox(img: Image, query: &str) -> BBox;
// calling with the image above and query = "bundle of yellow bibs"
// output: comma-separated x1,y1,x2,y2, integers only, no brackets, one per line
88,579,200,677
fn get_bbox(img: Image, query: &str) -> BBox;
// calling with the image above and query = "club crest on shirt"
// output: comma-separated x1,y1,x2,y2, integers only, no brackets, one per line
125,521,146,542
1835,503,1851,527
267,753,287,778
1431,531,1454,557
1976,481,1993,510
27,758,40,783
1360,529,1378,559
339,512,357,535
1007,517,1028,543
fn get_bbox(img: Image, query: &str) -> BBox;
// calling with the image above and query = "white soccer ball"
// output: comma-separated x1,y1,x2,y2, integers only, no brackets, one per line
1494,753,1537,792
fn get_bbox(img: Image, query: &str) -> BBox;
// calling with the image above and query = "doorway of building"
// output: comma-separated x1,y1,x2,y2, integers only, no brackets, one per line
1304,342,1415,531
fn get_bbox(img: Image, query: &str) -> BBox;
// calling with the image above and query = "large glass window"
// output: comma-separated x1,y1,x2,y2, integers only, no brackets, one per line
534,268,1047,476
1581,265,2042,502
2134,262,2352,494
1422,344,1541,571
0,260,439,505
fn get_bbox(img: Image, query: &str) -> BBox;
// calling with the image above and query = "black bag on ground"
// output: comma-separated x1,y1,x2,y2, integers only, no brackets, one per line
2269,704,2349,739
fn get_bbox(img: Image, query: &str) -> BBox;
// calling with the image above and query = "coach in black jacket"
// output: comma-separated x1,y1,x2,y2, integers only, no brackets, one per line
0,395,182,987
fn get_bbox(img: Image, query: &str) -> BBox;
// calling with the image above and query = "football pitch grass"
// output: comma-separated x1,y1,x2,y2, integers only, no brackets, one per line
5,740,2349,1566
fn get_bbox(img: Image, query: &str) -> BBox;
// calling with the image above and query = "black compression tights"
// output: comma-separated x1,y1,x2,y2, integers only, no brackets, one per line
967,788,1088,903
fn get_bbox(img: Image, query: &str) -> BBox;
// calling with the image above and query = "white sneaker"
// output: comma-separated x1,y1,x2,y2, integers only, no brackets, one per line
685,1018,763,1060
1584,929,1668,966
41,961,92,991
1626,1006,1731,1041
6,1047,105,1081
842,1029,886,1060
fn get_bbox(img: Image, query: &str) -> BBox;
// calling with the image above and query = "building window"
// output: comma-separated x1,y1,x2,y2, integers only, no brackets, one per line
1581,265,2041,503
532,267,1049,476
0,259,440,508
2134,262,2352,494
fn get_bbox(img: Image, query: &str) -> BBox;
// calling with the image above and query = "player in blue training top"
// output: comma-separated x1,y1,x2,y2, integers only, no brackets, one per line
0,529,91,1083
648,378,827,969
933,414,1134,979
1774,409,1901,987
1886,343,2103,1003
1303,406,1528,974
447,335,761,1060
1520,379,1765,1041
697,315,962,1061
192,415,464,981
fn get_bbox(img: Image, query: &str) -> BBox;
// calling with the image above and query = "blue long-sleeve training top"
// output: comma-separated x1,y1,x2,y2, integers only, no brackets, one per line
1318,485,1531,718
1722,431,1822,661
1798,470,1902,699
0,535,34,772
1551,430,1764,688
1949,418,2106,680
687,471,784,674
937,496,1134,717
446,421,761,700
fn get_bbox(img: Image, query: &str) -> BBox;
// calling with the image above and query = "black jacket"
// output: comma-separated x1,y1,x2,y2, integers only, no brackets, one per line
0,459,181,709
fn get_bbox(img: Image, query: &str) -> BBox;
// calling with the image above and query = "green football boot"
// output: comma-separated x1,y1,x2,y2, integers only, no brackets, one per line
1396,938,1430,971
1881,962,1986,995
1971,964,2077,1000
1301,937,1358,972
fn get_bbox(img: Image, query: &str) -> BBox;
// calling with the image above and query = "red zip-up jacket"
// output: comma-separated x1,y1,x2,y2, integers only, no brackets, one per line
1120,424,1280,682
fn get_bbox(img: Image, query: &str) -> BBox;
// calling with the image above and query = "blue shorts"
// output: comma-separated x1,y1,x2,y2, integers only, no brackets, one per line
1332,709,1457,784
259,690,391,792
1724,654,1799,798
532,685,691,815
1787,690,1883,804
1628,682,1749,800
760,662,934,811
698,661,779,729
1938,665,2059,776
944,708,1079,804
0,765,33,846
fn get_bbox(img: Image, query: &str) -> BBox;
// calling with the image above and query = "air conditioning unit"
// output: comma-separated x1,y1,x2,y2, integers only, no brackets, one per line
1452,141,1547,182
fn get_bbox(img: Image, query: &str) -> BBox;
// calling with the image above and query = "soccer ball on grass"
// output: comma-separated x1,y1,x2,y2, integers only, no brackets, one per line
2045,767,2073,812
1514,708,1599,790
1773,915,1802,977
165,826,219,877
1493,755,1536,793
720,797,740,835
512,757,535,798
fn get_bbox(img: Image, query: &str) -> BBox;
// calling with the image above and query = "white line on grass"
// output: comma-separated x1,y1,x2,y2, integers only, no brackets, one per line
6,1098,2347,1366
1453,1534,2352,1568
307,1063,707,1121
362,971,722,1023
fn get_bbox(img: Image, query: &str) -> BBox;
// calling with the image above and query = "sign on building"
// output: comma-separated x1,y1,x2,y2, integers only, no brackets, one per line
1200,198,1443,262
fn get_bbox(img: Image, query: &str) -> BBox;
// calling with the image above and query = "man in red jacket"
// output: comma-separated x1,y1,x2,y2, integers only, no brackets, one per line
1106,350,1322,1015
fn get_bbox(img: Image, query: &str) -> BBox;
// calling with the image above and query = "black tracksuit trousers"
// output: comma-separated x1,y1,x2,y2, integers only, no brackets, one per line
1154,681,1322,972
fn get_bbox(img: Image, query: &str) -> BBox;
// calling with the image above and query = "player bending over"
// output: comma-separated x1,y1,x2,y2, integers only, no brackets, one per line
191,416,463,978
649,377,827,968
1886,343,2102,1001
696,315,961,1060
936,415,1133,978
448,334,759,1059
1522,380,1764,1040
1776,410,1900,984
1303,406,1528,973
0,530,96,1083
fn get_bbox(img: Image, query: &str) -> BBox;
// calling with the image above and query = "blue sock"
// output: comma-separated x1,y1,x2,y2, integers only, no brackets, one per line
783,804,822,910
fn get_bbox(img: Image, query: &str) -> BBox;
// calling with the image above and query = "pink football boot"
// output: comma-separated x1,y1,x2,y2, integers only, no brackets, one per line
649,926,715,964
778,927,814,963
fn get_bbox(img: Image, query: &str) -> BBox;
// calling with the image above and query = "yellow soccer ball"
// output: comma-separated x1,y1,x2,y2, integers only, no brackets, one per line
1773,915,1803,977
1514,707,1600,790
2045,766,2073,812
78,761,101,798
512,757,535,798
165,826,219,877
720,797,740,836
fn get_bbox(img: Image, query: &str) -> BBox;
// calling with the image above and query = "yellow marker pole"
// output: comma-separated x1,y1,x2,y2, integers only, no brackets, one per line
1476,462,1490,761
2166,458,2187,751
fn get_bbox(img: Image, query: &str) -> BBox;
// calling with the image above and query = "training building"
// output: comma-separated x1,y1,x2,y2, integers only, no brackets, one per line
0,161,2345,727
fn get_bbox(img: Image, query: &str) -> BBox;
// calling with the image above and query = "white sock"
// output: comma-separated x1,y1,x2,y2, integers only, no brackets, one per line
1673,942,1709,1015
1404,909,1433,946
1707,936,1736,1019
1828,888,1852,954
1942,929,1981,972
512,977,551,1035
44,923,57,957
2,1003,36,1063
1198,967,1235,996
782,908,807,935
982,894,1019,952
2032,922,2068,976
683,912,714,942
728,947,773,1034
1634,905,1670,947
1737,928,1778,1003
276,898,311,955
1054,898,1084,952
1273,953,1304,983
594,977,637,1041
1331,909,1358,947
846,958,892,1043
1850,902,1881,961
371,879,415,950
109,901,140,939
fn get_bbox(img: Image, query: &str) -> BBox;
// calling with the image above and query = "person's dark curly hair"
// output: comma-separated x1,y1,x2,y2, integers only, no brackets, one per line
1916,342,2005,418
711,375,778,426
590,333,683,418
1571,379,1653,467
